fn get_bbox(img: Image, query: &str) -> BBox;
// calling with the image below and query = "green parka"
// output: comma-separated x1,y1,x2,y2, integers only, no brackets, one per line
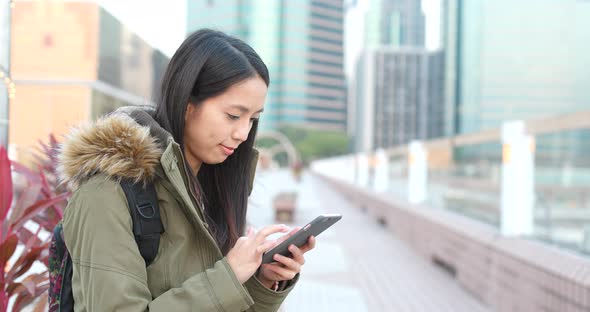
58,106,297,311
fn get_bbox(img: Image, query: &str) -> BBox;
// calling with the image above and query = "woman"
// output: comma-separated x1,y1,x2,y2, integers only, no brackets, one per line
58,29,314,311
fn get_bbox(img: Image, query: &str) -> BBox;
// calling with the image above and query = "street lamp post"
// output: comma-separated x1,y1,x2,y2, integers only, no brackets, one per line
0,1,13,147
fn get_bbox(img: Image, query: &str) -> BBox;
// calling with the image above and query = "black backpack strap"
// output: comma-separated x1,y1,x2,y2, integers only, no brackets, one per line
59,256,74,312
120,179,164,266
52,223,74,312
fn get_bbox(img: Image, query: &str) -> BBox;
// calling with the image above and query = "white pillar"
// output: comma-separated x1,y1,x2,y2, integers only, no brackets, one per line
501,121,535,236
356,153,369,187
408,141,428,204
373,148,389,192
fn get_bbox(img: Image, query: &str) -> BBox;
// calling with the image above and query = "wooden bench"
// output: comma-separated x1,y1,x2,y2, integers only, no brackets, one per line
273,192,297,223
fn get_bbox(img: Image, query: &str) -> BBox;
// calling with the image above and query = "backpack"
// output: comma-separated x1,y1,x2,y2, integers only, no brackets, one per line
48,179,164,312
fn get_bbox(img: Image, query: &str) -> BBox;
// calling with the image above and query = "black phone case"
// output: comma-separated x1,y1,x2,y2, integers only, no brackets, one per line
261,214,342,264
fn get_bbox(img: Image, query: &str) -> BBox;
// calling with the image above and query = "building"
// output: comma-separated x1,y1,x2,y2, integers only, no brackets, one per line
356,47,444,151
441,0,590,181
187,0,346,132
10,1,169,164
443,0,590,135
427,50,445,139
351,0,445,152
364,0,425,48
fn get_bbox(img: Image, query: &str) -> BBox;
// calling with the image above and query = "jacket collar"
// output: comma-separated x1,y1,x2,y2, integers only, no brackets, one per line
58,106,167,190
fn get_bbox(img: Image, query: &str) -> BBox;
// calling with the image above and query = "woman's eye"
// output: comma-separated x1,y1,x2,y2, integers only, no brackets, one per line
227,114,240,120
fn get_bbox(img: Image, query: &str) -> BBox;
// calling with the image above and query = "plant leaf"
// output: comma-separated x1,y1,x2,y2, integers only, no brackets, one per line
21,278,36,296
32,293,48,312
16,228,43,247
0,146,13,222
10,161,39,184
10,193,69,231
7,245,46,280
8,183,42,227
23,225,43,251
38,169,53,198
0,234,18,266
12,292,34,312
6,282,23,297
9,273,49,311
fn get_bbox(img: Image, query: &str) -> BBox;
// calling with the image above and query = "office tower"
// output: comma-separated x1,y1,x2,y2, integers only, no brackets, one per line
187,0,346,131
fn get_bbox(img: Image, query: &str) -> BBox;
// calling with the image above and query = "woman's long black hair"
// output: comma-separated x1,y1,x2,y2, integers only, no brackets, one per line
154,29,269,254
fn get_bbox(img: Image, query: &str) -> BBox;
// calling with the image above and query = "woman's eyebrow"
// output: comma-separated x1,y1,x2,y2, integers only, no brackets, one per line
229,104,264,113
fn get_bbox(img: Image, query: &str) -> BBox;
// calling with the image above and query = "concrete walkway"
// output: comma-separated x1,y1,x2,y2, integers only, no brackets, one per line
248,169,489,312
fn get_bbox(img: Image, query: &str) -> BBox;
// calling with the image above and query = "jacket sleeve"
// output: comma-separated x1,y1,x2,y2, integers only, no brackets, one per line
63,175,255,312
243,273,299,311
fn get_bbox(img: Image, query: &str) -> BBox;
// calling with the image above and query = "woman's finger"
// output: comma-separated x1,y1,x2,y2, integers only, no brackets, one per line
257,239,279,254
288,244,305,265
265,226,301,250
265,263,298,281
260,264,281,280
256,224,290,243
299,236,316,253
273,253,302,271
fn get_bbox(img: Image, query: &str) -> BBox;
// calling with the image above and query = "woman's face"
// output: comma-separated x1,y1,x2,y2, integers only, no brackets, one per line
183,76,267,173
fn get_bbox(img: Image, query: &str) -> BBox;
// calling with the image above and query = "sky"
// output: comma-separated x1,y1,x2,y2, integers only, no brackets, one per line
95,0,441,60
96,0,187,57
423,0,442,50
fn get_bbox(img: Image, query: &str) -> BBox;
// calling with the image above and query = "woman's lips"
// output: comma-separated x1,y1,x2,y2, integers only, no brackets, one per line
220,144,235,156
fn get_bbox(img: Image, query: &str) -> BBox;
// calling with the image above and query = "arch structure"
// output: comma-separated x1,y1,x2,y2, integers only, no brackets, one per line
256,130,299,167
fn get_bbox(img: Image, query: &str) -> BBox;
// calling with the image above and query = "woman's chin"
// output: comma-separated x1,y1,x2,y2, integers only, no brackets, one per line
204,155,229,165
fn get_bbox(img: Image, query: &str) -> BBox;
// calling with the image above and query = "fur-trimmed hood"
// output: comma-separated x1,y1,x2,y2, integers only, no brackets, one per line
58,106,170,190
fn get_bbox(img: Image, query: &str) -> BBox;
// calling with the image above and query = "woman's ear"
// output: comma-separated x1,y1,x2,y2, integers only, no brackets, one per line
185,103,194,122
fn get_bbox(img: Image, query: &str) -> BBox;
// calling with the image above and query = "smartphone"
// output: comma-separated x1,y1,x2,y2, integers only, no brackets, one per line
261,214,342,264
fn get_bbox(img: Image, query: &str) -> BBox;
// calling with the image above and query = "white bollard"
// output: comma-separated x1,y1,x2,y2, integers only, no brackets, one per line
408,141,428,204
501,121,535,236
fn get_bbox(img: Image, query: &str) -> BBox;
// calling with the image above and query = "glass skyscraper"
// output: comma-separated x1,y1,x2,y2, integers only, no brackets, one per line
365,0,425,48
187,0,346,131
444,0,590,135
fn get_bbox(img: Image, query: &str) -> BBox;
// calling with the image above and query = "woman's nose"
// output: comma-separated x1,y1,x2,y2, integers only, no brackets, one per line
232,120,251,142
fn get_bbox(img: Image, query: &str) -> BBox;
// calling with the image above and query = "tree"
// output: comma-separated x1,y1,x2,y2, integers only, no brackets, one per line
278,127,351,165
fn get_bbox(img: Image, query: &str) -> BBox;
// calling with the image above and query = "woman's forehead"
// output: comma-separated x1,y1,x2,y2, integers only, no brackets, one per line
217,78,267,110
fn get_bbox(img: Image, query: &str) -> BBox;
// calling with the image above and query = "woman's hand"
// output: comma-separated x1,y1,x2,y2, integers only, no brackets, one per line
256,227,316,288
226,224,290,284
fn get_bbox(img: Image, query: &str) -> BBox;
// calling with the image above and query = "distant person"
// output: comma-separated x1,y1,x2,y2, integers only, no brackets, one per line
291,161,303,182
55,29,314,311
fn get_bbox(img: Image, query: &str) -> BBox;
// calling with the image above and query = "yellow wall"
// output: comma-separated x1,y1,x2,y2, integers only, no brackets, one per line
9,85,91,166
11,1,99,80
10,1,99,165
